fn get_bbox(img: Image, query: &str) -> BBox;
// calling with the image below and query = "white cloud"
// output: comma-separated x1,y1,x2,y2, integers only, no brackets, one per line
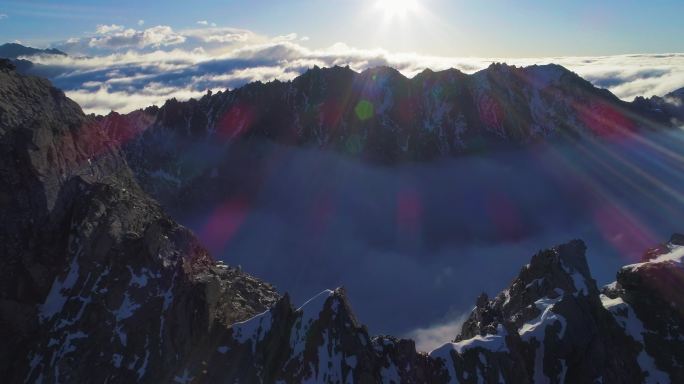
67,85,209,115
95,24,125,34
141,25,186,47
274,33,299,42
182,27,254,44
137,19,145,26
0,14,7,20
87,25,185,50
27,24,684,114
403,313,469,352
196,20,217,27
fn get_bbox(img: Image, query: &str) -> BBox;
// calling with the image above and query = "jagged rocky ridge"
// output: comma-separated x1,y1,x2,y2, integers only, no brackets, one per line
0,59,279,383
110,63,684,160
210,239,684,383
97,63,684,209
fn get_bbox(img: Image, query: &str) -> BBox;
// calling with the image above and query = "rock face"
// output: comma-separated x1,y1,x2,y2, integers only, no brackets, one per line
0,56,278,383
189,239,684,383
633,87,684,127
99,64,682,211
175,288,449,383
115,63,669,162
432,240,643,384
602,239,684,383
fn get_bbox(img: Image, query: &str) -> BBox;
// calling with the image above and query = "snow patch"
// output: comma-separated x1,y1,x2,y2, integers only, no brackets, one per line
600,294,670,383
115,293,141,321
137,337,150,379
624,245,684,272
311,329,345,383
519,296,567,340
112,354,123,368
289,290,335,360
40,255,80,321
231,308,273,352
429,344,458,384
345,355,357,369
127,266,158,288
560,258,590,296
174,369,194,384
380,361,401,384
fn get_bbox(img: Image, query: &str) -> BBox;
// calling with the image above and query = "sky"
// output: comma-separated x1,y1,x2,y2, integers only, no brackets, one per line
1,1,683,114
1,0,683,57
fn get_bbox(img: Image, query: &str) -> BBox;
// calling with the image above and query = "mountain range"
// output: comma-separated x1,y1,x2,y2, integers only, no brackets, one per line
89,60,684,223
1,54,684,383
106,62,682,163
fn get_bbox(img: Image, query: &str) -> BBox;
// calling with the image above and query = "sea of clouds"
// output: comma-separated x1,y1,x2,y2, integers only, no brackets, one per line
17,22,684,115
168,129,684,352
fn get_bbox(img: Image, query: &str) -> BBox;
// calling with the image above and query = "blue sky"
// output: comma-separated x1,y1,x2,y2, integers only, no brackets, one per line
1,0,683,56
1,1,683,115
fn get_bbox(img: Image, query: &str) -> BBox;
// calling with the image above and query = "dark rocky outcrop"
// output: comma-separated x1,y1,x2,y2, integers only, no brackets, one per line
602,236,684,383
0,55,278,383
632,87,684,127
199,238,684,383
169,288,449,383
435,240,643,383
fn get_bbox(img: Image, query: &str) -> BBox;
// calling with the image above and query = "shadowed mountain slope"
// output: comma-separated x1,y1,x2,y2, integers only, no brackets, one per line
0,59,278,383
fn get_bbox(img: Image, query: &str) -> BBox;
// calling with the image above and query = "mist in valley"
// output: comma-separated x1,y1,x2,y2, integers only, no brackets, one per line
163,128,684,350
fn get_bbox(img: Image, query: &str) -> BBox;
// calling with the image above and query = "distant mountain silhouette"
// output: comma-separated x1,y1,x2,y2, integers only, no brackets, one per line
0,42,66,59
107,63,682,166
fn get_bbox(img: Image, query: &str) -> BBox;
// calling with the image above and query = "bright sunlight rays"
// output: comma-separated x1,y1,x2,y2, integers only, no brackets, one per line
374,0,421,19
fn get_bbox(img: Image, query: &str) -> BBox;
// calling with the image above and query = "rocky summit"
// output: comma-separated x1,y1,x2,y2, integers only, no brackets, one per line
2,62,684,383
0,59,278,383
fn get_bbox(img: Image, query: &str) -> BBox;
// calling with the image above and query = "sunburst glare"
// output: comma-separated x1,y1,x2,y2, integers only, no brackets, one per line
374,0,421,19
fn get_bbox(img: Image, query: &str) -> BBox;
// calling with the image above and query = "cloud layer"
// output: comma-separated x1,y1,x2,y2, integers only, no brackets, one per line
404,314,469,352
21,24,684,115
168,127,684,341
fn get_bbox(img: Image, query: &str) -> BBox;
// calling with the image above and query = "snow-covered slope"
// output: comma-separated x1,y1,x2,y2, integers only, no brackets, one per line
176,239,684,383
601,235,684,383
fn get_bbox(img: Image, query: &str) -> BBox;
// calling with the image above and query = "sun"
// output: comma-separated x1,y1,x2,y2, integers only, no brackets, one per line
375,0,420,19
